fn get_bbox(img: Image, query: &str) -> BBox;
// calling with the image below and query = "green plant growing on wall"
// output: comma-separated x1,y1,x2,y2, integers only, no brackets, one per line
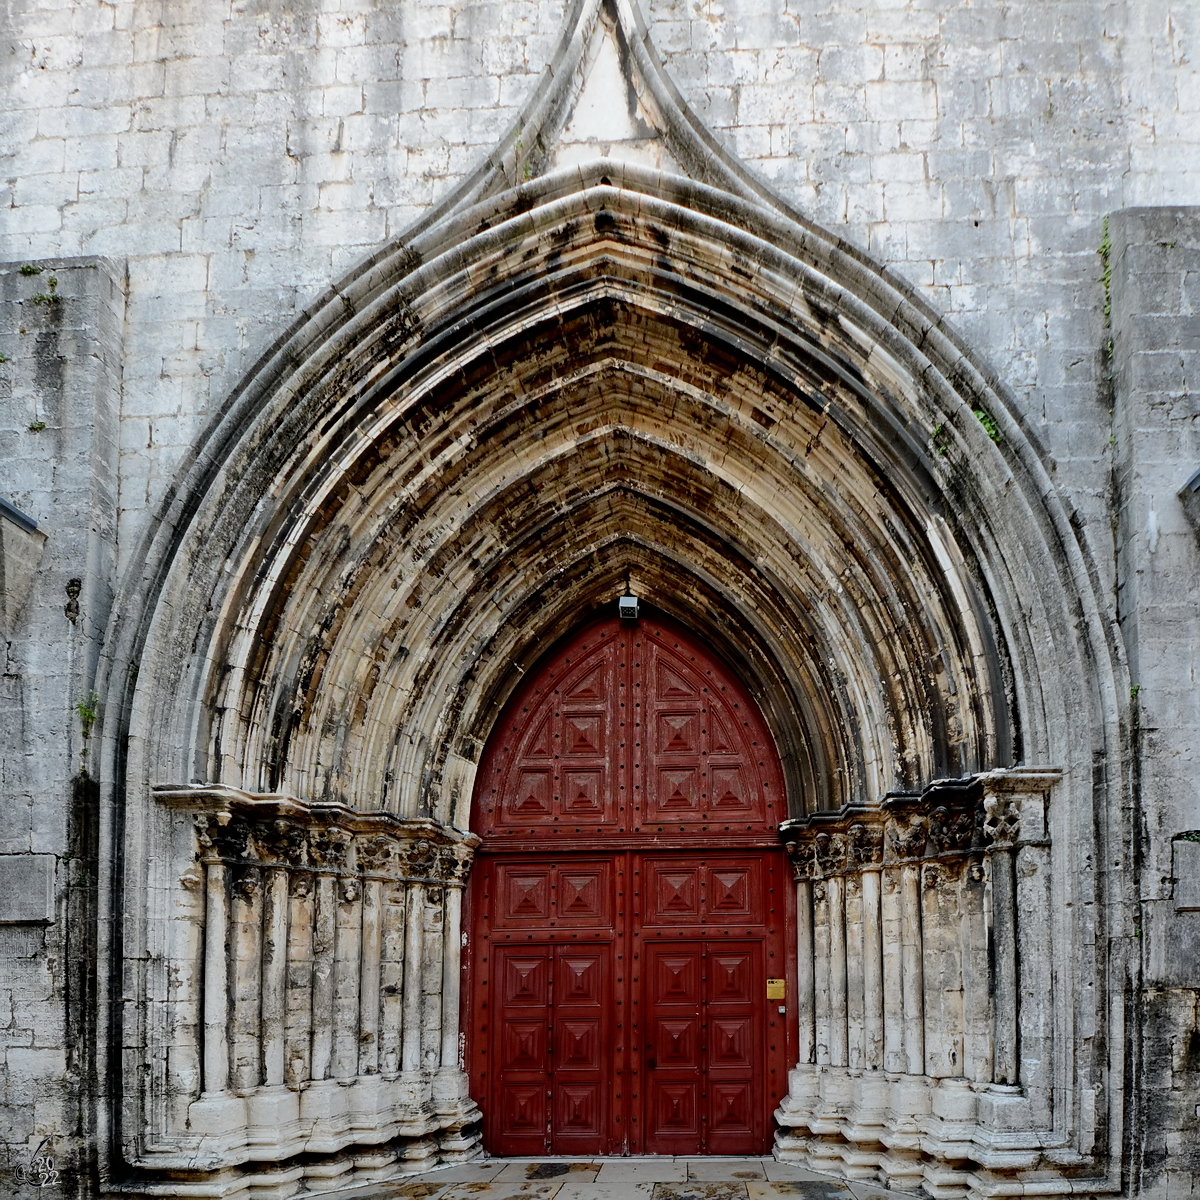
1098,217,1114,363
29,420,46,432
76,691,99,776
972,408,1002,444
18,263,42,276
1098,217,1112,325
31,276,59,306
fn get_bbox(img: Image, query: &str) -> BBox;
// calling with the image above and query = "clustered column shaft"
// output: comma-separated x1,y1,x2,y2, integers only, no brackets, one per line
185,795,481,1166
775,770,1061,1190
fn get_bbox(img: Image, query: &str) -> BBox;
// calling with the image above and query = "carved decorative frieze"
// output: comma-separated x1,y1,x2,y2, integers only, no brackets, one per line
157,784,480,887
781,779,985,879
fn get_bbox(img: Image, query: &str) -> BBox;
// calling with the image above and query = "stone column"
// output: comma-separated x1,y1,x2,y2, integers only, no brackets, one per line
1016,825,1054,1125
845,874,865,1069
261,866,290,1088
359,878,383,1077
813,879,831,1066
827,874,848,1068
401,881,426,1077
795,879,816,1064
861,867,884,1071
202,859,230,1095
899,862,924,1076
439,883,463,1071
285,873,315,1088
979,769,1060,1116
230,867,264,1092
379,881,407,1076
310,873,337,1082
433,874,467,1113
960,858,992,1083
332,875,363,1081
881,868,905,1074
920,861,963,1079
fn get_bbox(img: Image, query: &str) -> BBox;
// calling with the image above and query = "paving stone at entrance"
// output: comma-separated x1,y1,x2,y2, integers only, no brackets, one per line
351,1159,876,1200
653,1183,752,1200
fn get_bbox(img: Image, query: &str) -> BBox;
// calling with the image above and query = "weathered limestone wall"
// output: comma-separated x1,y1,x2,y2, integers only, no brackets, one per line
0,259,124,1194
1109,208,1200,1200
0,2,1196,1197
0,0,1197,574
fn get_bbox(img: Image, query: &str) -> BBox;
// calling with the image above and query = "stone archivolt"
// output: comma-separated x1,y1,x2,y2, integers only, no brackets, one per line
92,2,1127,1196
775,769,1083,1197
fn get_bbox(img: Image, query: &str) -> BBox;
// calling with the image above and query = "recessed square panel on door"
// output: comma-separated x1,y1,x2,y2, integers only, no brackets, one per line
555,949,606,1006
508,770,552,820
708,949,756,1005
653,1017,698,1069
648,947,702,1005
649,1081,700,1144
704,862,758,922
708,1017,753,1070
706,1082,755,1151
553,863,611,927
500,952,550,1007
561,769,603,817
644,861,702,925
557,1020,601,1070
502,1021,548,1071
562,712,605,758
500,1083,548,1148
493,865,551,926
709,766,754,814
554,1083,602,1139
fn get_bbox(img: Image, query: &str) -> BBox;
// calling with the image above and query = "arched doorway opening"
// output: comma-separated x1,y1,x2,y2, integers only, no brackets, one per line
89,157,1127,1196
467,611,794,1155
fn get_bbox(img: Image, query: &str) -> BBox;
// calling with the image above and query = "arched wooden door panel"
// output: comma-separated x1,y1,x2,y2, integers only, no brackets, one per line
467,614,793,1155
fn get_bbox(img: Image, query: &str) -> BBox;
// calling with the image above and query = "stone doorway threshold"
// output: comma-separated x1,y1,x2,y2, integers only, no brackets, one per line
340,1157,911,1200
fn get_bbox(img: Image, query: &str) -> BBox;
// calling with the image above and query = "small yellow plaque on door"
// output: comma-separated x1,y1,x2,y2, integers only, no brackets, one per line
766,978,786,1000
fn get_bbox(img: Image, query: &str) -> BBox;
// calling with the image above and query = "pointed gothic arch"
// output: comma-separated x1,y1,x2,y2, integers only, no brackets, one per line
87,3,1130,1193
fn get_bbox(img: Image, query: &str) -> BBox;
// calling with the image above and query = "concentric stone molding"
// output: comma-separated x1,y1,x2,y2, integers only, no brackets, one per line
86,3,1131,1196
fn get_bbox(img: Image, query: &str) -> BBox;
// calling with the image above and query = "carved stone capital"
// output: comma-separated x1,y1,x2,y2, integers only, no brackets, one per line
978,768,1060,847
983,795,1021,849
160,783,482,889
781,776,993,876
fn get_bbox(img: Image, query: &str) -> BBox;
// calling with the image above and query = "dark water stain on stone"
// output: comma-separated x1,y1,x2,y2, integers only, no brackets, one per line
527,1162,573,1179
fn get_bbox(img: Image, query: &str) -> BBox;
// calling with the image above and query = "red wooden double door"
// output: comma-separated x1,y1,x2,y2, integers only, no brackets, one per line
468,615,793,1155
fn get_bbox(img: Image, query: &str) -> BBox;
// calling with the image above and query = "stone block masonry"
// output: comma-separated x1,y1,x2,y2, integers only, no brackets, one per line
0,257,123,1196
0,0,1193,587
0,1,1197,1197
1110,208,1200,1200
